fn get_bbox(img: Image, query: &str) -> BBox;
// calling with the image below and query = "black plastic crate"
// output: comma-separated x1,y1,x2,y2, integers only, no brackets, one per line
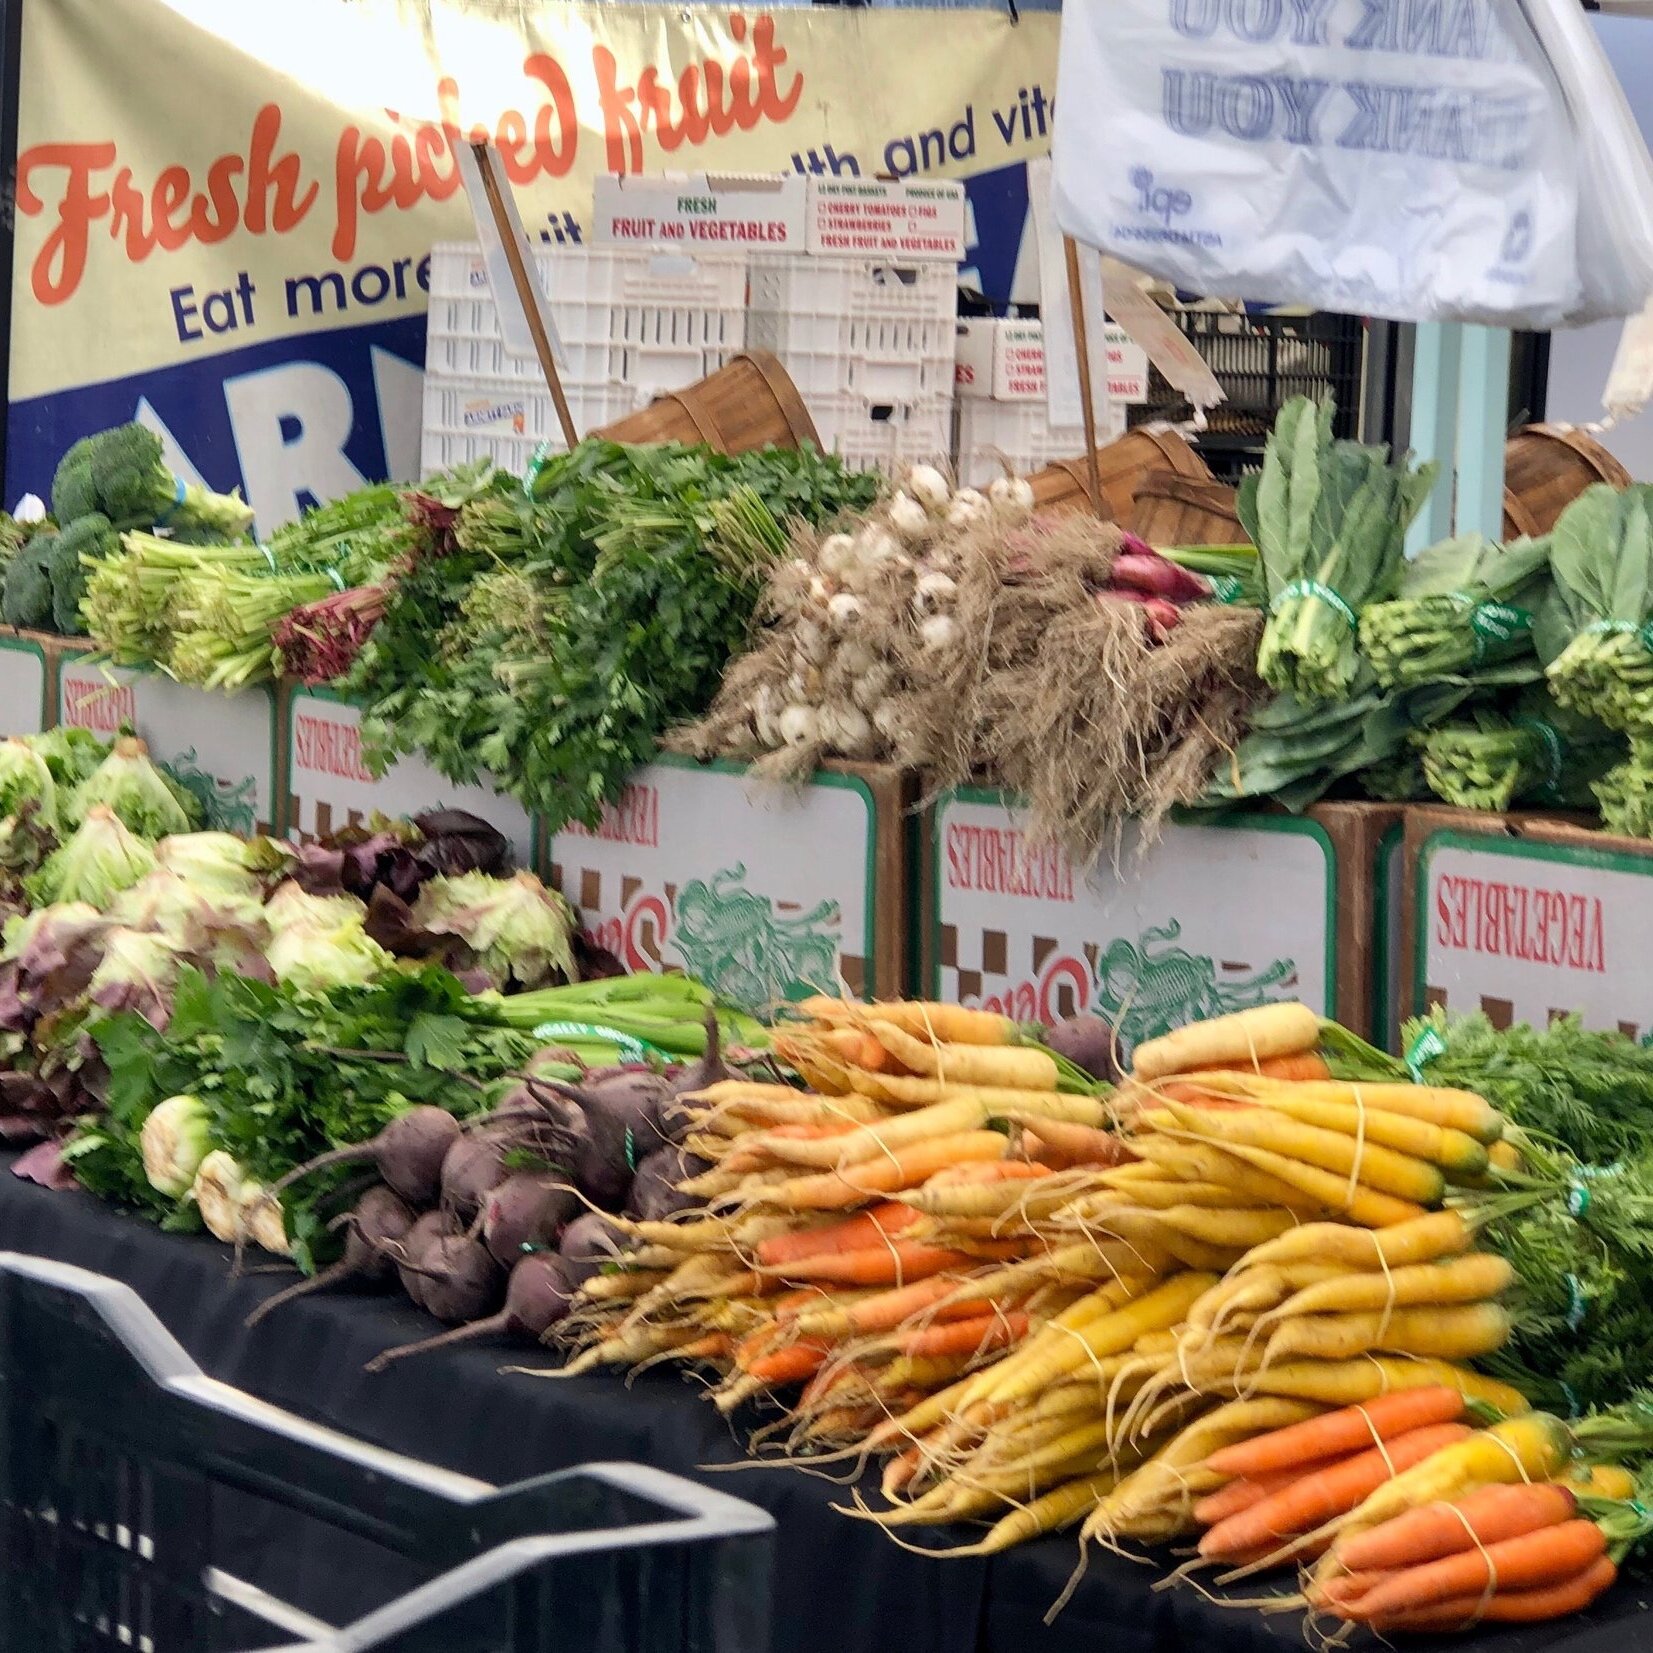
1132,309,1366,440
0,1253,773,1653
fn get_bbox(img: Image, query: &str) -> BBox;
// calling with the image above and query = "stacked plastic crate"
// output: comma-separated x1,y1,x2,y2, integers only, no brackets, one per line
421,243,748,475
742,179,965,476
953,318,1147,486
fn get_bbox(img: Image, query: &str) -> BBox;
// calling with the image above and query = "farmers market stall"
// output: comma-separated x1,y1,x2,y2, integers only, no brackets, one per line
0,1156,1637,1653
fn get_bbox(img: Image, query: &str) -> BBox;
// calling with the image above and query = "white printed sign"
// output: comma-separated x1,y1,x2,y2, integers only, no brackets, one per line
546,758,877,1012
57,658,276,835
931,790,1333,1057
0,639,47,736
1418,831,1653,1038
286,691,535,866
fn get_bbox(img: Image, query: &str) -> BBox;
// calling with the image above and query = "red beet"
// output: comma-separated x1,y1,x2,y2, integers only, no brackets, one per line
245,1186,415,1328
270,1106,460,1207
364,1252,575,1373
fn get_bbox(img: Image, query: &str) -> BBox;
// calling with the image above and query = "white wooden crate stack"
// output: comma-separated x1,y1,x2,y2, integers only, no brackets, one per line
421,242,747,476
953,319,1146,486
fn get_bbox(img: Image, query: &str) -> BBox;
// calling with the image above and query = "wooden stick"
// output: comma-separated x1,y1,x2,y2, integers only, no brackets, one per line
1064,234,1105,520
471,140,578,450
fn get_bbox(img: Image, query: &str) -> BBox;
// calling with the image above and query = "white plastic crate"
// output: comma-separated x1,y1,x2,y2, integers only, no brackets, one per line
954,398,1127,488
420,375,635,478
425,243,747,402
811,392,954,479
746,255,956,406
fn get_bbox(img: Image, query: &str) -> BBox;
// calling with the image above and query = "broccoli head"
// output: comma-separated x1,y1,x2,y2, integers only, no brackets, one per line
48,511,115,636
1,534,55,631
87,423,255,539
51,435,99,524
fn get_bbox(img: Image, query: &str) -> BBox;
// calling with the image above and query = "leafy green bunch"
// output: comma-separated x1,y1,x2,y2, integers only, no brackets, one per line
1240,397,1438,703
1415,687,1621,814
1359,532,1552,689
68,965,538,1267
1542,483,1653,731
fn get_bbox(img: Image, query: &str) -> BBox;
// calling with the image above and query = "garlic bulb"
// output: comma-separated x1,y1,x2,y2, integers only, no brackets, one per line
820,703,875,755
887,493,931,543
838,640,878,677
946,489,989,530
807,575,833,607
779,704,820,746
851,663,895,711
872,701,910,742
855,526,902,571
827,593,865,631
920,614,961,651
817,533,855,578
912,571,959,615
795,619,829,665
905,464,952,513
989,475,1036,522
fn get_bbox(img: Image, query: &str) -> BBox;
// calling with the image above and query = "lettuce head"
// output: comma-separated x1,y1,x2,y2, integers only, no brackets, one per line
25,806,157,910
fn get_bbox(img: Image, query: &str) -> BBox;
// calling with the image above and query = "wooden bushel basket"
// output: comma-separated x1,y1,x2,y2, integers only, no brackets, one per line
1027,427,1213,521
595,352,820,454
1504,424,1631,535
1130,471,1250,546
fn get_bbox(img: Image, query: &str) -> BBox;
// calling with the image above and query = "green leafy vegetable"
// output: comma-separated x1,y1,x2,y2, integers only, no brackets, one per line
1544,483,1653,730
68,735,200,837
1359,533,1551,688
1240,397,1437,702
24,806,156,909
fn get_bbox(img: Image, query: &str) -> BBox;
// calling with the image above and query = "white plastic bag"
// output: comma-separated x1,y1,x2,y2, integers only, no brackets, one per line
1050,0,1641,327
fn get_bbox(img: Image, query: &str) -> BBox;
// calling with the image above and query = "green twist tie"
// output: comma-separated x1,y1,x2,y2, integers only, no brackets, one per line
1209,574,1244,605
1561,1381,1581,1419
1569,1181,1591,1216
1404,1024,1446,1082
1270,578,1357,632
1565,1272,1588,1331
1515,716,1565,795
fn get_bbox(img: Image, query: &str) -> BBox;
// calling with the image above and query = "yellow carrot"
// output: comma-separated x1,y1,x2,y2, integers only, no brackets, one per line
1180,1138,1430,1228
1235,1209,1475,1273
983,1273,1217,1406
868,1020,1059,1090
1150,1100,1446,1205
1260,1301,1511,1366
1263,1252,1516,1323
1131,1002,1321,1081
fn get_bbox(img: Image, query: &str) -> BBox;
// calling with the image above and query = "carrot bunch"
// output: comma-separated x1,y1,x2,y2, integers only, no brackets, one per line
552,997,1140,1437
1311,1481,1621,1632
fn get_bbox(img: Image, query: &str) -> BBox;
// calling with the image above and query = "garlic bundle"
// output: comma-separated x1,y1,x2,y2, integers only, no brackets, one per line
684,461,1031,776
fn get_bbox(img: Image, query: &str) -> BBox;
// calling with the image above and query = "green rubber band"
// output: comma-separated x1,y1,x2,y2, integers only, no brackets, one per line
1404,1024,1446,1082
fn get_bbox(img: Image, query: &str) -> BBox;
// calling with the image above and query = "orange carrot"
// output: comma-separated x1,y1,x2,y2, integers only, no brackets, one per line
927,1160,1051,1187
761,1132,1010,1209
1331,1482,1577,1575
792,1275,989,1339
1339,1520,1608,1621
1198,1422,1473,1559
1195,1051,1332,1082
772,1241,980,1286
1359,1554,1616,1631
1193,1457,1357,1528
1205,1387,1466,1478
894,1311,1029,1359
1017,1117,1135,1168
741,1337,833,1384
755,1203,920,1268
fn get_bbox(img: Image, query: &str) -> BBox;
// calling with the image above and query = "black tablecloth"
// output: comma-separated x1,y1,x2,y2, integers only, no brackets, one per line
0,1165,1646,1653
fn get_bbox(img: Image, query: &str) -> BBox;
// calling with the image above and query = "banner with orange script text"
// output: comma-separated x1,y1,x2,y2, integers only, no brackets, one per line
9,0,1058,524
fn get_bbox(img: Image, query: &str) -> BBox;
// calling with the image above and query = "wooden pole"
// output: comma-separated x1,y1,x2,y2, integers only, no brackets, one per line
471,140,578,450
1064,235,1105,519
